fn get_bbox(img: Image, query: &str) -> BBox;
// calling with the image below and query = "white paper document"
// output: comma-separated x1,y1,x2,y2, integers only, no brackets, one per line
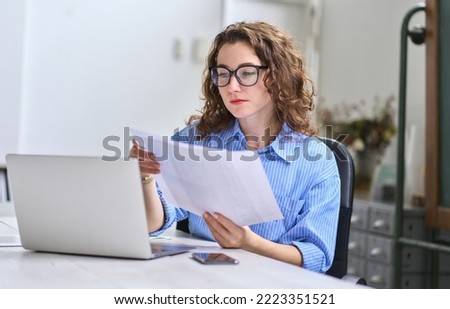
131,128,283,226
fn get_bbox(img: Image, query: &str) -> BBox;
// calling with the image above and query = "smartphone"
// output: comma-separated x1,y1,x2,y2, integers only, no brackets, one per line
192,252,239,265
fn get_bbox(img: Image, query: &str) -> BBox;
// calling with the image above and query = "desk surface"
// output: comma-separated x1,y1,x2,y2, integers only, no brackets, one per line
0,209,364,289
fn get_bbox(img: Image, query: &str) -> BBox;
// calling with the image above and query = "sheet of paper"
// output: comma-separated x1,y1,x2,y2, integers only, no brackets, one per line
131,128,283,226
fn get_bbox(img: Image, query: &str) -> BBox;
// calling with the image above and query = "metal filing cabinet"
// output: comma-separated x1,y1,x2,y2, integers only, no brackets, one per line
347,199,429,288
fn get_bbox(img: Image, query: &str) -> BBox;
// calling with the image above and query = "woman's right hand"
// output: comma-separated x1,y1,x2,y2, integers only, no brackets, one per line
129,139,161,176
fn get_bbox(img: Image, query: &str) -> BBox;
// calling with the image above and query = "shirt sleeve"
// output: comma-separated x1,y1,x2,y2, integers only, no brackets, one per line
148,184,188,237
290,164,340,273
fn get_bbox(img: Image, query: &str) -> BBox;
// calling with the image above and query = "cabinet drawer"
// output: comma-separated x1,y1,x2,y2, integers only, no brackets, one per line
368,206,394,236
403,216,427,238
366,234,394,264
401,274,429,288
402,247,427,272
347,255,366,279
350,206,368,230
366,261,392,289
348,230,366,257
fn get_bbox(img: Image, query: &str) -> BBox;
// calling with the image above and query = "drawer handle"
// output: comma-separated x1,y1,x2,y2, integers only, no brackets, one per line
373,219,388,230
351,215,360,224
348,242,358,251
369,247,383,258
369,274,384,285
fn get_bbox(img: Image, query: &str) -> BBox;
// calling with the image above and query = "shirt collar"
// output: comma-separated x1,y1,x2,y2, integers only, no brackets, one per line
217,120,308,162
266,123,308,163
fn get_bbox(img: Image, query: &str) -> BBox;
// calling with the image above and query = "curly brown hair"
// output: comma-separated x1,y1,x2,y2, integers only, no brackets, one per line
188,21,318,138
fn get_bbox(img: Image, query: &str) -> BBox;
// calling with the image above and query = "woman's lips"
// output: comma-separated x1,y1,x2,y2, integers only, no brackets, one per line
230,99,245,105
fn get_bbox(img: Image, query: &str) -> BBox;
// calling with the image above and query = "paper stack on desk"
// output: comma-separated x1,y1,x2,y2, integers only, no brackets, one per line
131,128,283,226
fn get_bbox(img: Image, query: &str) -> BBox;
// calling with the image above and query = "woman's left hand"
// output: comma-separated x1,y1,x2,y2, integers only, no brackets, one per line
203,212,302,266
202,212,251,248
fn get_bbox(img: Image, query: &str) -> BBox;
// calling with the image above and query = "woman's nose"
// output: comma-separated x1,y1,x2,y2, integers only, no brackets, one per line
225,74,241,91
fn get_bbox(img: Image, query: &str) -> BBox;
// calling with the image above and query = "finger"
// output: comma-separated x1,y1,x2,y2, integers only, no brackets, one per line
138,156,161,173
143,151,158,162
130,142,160,173
203,213,229,238
130,139,143,158
130,141,159,163
129,139,138,158
203,216,226,245
139,164,161,175
211,212,240,231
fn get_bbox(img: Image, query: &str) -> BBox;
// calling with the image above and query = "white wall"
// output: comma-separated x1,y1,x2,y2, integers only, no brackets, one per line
0,0,26,166
17,0,222,160
318,0,426,198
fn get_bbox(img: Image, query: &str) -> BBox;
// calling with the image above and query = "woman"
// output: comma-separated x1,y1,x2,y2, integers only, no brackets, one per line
131,21,340,273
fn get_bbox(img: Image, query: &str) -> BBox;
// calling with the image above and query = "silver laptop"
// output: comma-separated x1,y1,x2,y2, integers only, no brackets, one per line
5,154,195,259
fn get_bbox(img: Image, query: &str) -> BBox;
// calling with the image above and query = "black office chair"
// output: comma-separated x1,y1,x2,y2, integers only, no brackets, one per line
319,137,366,285
176,137,366,285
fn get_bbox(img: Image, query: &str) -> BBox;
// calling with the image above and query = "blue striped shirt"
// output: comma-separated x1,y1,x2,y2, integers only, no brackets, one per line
152,120,340,273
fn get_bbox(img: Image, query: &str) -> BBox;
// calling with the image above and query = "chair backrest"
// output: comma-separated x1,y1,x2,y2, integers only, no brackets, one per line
176,137,355,279
319,137,355,279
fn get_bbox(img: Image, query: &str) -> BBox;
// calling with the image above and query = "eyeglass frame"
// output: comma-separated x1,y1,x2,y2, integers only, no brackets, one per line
209,65,268,87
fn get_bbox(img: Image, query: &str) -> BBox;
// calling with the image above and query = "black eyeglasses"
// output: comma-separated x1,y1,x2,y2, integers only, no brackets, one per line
209,65,268,87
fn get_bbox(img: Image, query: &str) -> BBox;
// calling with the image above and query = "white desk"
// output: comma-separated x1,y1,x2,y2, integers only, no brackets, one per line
0,207,365,289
